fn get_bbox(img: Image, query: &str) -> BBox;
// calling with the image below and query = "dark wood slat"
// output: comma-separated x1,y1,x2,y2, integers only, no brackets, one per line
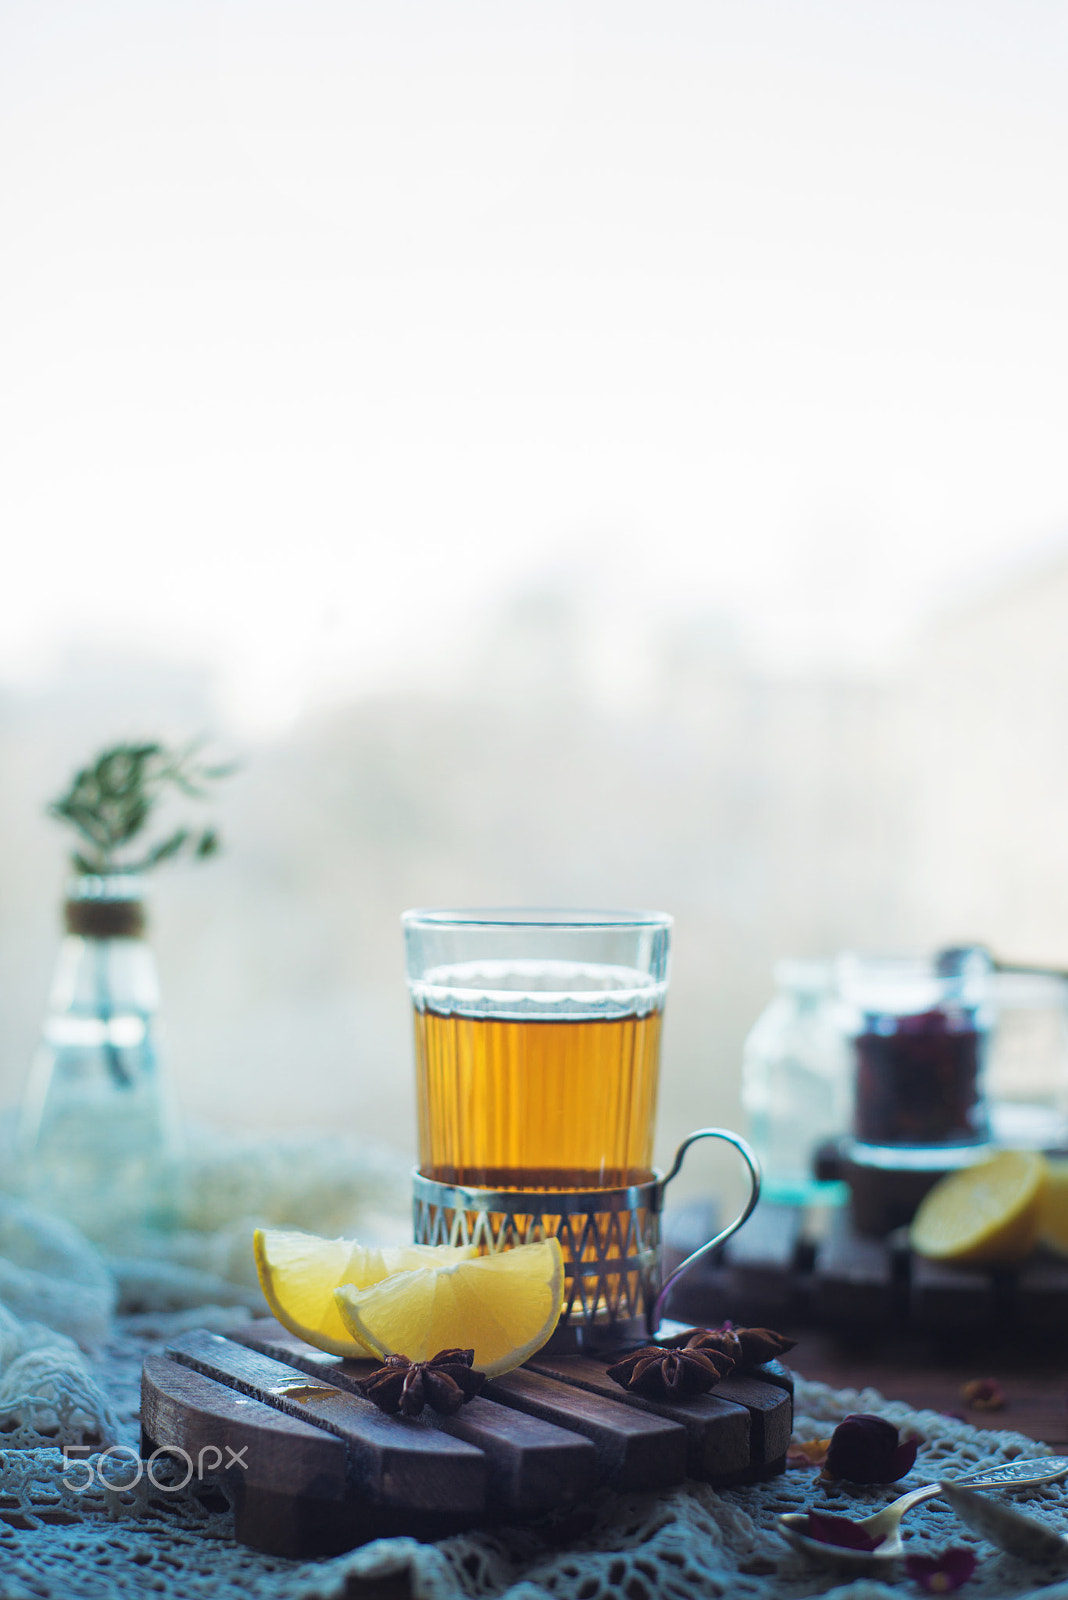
909,1254,994,1329
229,1319,597,1516
229,1318,376,1381
721,1204,804,1322
711,1374,792,1465
141,1352,347,1499
484,1366,687,1491
142,1353,364,1558
525,1351,751,1482
750,1359,795,1398
434,1398,596,1515
811,1210,896,1325
656,1262,734,1330
1005,1257,1068,1330
165,1329,486,1517
660,1200,730,1326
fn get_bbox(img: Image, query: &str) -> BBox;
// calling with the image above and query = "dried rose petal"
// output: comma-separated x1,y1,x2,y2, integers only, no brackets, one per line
905,1547,978,1593
824,1413,921,1484
960,1378,1005,1413
891,1434,922,1478
804,1510,881,1551
787,1438,832,1470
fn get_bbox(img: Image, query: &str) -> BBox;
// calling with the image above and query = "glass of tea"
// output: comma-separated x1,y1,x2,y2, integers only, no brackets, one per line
403,907,671,1191
403,907,758,1349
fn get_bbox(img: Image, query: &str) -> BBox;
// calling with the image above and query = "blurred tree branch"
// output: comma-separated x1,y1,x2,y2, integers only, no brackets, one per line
48,741,234,876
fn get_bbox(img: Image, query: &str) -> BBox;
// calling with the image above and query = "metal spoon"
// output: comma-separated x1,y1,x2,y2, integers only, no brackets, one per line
779,1456,1068,1567
939,1479,1068,1563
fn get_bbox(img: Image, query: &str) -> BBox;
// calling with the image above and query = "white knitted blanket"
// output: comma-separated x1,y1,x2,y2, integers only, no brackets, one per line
0,1136,1066,1600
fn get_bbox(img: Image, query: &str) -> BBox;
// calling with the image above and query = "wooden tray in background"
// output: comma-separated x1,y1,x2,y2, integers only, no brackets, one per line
664,1200,1068,1338
141,1321,793,1558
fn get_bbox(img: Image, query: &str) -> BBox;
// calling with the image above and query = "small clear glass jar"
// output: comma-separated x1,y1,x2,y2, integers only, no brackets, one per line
838,949,993,1170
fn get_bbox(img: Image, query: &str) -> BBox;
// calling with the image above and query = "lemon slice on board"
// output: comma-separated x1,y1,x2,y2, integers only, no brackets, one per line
909,1150,1048,1265
253,1228,478,1358
334,1237,565,1376
1038,1157,1068,1256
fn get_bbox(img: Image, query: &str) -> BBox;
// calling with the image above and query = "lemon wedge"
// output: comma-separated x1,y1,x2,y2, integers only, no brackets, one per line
253,1227,478,1358
334,1237,565,1376
910,1150,1048,1265
1038,1157,1068,1256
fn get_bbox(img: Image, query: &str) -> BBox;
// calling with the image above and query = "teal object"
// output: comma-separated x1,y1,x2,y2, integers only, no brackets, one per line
742,959,849,1208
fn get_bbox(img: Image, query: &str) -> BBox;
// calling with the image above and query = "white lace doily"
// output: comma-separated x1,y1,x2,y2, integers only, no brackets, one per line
5,1353,1068,1600
3,1368,1068,1600
0,1132,1066,1600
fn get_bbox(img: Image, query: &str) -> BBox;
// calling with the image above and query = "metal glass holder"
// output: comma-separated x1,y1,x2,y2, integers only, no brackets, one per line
413,1127,761,1352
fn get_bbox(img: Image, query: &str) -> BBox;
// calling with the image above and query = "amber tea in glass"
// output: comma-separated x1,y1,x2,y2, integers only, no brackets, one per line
403,910,671,1191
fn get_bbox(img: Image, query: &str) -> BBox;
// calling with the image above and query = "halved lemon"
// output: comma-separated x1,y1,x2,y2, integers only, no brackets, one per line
334,1237,565,1376
253,1228,478,1358
1038,1157,1068,1257
910,1150,1048,1265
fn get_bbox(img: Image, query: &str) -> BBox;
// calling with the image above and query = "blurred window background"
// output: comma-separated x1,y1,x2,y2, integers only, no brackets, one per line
2,0,1068,1199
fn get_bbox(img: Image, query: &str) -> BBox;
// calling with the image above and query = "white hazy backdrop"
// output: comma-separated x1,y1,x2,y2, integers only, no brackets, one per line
2,1,1068,1199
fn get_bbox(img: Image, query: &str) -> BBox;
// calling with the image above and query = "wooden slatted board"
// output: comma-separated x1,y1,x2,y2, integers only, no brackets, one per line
663,1200,1068,1337
141,1321,793,1558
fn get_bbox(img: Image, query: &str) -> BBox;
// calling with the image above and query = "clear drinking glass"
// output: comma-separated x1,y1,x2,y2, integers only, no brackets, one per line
403,908,672,1191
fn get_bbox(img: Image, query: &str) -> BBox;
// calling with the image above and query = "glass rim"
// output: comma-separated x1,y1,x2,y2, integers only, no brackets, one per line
402,906,673,931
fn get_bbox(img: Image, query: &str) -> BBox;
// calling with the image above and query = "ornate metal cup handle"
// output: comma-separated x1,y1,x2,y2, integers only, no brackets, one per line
650,1128,762,1333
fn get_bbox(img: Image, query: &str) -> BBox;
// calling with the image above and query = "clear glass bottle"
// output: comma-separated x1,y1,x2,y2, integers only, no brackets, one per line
838,948,993,1171
741,959,850,1205
19,876,179,1239
987,970,1068,1150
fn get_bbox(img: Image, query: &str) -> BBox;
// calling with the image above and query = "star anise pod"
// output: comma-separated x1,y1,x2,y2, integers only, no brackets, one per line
662,1324,796,1369
356,1349,485,1417
606,1343,734,1399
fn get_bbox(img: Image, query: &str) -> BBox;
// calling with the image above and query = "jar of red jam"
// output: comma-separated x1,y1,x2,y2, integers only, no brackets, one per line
838,949,992,1168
